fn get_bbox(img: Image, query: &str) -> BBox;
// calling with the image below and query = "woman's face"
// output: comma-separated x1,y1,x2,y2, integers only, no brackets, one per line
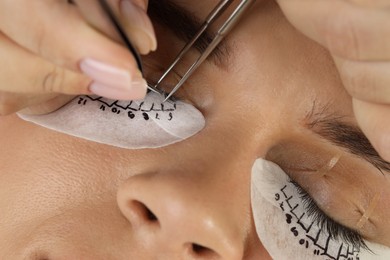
1,0,390,259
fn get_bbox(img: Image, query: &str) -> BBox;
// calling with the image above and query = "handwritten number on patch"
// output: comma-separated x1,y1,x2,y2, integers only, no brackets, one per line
81,95,176,121
78,97,87,106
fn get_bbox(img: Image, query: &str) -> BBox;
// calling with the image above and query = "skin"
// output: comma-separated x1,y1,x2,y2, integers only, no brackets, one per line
0,0,390,259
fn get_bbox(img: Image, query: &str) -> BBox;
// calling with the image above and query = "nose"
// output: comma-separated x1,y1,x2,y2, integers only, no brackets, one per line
117,172,244,259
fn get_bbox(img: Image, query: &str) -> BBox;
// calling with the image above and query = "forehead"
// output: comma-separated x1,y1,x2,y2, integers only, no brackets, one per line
149,0,354,125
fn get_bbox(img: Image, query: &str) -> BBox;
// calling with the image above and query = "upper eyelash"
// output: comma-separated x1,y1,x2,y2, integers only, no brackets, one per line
144,68,185,101
289,180,371,252
146,86,182,102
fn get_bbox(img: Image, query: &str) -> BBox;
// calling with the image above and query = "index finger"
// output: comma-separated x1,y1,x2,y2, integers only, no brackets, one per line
0,1,139,73
276,0,390,61
74,0,156,55
0,1,149,99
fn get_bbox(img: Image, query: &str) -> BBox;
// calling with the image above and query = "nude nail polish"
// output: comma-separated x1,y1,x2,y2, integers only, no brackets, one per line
89,79,147,101
80,58,147,100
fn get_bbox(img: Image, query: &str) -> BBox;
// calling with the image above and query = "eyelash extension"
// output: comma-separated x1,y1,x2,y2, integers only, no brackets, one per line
144,64,186,102
148,83,186,104
147,84,182,102
289,180,371,252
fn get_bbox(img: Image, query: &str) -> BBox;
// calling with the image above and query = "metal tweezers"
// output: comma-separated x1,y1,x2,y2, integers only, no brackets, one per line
99,0,255,102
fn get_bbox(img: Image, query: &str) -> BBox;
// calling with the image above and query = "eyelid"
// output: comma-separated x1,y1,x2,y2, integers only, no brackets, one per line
290,180,370,251
285,156,341,175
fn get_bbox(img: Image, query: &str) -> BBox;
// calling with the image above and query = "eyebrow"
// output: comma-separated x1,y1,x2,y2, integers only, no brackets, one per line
306,102,390,173
148,0,234,68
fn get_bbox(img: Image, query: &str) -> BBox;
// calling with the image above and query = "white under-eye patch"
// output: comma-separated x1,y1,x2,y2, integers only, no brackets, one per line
19,92,205,149
251,158,390,260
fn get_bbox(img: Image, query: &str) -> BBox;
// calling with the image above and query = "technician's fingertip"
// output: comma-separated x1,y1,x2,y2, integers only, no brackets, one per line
89,79,147,101
127,77,148,100
121,0,157,54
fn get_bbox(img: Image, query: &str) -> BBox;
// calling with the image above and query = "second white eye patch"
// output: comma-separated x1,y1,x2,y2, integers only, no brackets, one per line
251,159,390,260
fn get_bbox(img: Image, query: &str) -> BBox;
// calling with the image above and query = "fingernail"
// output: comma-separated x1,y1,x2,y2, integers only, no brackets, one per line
121,0,157,54
80,58,147,100
89,78,147,100
80,58,132,87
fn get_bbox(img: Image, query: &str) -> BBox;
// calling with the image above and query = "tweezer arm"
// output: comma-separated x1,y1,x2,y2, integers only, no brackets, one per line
163,0,256,102
98,0,144,73
99,0,166,95
154,0,234,89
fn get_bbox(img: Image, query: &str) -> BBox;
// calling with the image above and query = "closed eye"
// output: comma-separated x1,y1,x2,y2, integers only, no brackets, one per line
290,180,371,252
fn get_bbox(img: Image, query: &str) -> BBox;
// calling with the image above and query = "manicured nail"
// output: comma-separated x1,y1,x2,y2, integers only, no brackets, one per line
89,78,147,100
80,58,133,87
121,0,157,54
80,58,147,100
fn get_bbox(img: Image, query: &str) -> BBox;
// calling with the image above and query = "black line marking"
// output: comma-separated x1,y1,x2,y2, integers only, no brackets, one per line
275,183,361,260
83,95,177,112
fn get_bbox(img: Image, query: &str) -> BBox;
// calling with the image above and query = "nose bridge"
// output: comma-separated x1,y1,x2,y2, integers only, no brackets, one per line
180,125,265,175
117,172,245,259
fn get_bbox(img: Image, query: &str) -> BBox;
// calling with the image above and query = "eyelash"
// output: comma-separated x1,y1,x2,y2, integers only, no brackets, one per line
289,180,371,251
144,64,186,101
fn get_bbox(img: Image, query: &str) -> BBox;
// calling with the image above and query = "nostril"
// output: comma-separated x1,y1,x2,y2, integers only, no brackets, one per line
192,243,212,255
129,200,159,224
146,207,158,221
187,243,221,259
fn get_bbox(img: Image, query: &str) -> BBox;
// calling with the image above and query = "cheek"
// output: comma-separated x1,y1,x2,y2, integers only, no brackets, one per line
2,204,135,259
0,125,125,231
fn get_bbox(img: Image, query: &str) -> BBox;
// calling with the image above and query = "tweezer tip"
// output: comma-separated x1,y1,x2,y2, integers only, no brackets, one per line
162,96,171,103
162,95,175,104
147,83,176,104
163,92,176,103
147,83,160,94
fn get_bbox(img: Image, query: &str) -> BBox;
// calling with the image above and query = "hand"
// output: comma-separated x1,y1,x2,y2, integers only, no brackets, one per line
0,0,156,115
276,0,390,161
